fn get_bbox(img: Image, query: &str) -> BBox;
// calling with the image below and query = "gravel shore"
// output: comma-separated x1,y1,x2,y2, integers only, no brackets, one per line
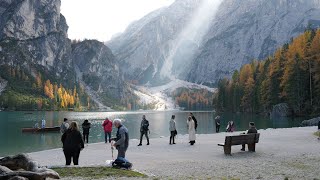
28,127,320,180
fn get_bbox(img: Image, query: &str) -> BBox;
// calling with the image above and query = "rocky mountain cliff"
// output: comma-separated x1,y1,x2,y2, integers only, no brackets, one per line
0,0,130,110
108,0,320,86
107,0,202,85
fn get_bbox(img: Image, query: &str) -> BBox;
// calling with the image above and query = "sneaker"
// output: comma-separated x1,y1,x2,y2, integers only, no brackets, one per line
173,143,176,144
147,143,150,145
137,144,142,146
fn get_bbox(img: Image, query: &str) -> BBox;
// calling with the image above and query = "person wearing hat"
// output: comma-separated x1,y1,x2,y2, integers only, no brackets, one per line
215,116,221,133
241,122,257,151
60,118,69,133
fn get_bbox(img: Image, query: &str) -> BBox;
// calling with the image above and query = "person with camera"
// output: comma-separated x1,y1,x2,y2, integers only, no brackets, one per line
138,115,150,146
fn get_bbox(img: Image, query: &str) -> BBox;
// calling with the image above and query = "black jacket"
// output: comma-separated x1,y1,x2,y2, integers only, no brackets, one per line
61,129,84,151
247,126,258,134
82,122,91,134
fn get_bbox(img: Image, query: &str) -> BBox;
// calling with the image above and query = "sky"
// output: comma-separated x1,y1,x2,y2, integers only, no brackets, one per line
61,0,174,42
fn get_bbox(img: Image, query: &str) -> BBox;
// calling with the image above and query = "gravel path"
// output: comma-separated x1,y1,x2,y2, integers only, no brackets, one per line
28,127,320,180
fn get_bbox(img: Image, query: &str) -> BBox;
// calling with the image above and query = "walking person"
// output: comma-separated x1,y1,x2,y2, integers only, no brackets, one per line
82,119,91,143
60,118,69,133
215,116,221,133
102,118,113,143
187,116,196,145
112,119,129,158
318,120,320,140
61,121,84,165
169,115,177,145
189,112,198,131
138,115,149,146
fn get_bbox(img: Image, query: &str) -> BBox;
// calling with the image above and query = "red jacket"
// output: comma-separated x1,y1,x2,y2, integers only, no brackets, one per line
102,119,113,132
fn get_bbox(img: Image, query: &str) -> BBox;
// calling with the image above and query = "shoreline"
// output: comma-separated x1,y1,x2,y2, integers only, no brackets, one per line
26,126,320,179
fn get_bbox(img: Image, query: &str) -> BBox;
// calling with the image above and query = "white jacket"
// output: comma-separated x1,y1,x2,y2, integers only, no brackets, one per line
187,119,196,141
169,119,176,131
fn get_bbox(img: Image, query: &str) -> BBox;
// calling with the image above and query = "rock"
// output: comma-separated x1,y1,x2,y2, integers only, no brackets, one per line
0,154,60,180
301,117,320,127
270,103,292,118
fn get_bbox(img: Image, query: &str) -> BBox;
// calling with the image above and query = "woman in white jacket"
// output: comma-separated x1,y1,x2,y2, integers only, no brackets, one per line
169,115,177,145
187,116,196,145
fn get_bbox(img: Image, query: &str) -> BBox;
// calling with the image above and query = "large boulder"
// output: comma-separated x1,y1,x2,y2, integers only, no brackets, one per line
270,103,292,118
301,117,320,127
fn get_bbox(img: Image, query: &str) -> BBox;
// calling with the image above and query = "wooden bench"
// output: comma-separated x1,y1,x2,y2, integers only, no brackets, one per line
218,133,260,155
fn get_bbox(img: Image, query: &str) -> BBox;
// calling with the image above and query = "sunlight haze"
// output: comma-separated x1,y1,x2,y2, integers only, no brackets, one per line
61,0,174,42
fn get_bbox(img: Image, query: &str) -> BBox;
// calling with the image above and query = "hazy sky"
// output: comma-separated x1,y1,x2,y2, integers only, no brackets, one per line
61,0,174,42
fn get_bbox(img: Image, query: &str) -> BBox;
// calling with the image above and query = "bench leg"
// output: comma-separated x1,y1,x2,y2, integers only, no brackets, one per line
224,146,231,155
248,143,256,152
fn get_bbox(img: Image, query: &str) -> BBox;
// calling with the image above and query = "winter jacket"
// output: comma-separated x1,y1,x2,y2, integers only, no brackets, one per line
187,119,196,141
102,119,113,132
169,119,176,131
247,126,258,134
140,119,149,132
114,125,129,150
82,122,91,134
61,129,84,151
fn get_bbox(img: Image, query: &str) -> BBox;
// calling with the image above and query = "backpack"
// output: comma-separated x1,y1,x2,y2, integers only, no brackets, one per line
112,157,133,169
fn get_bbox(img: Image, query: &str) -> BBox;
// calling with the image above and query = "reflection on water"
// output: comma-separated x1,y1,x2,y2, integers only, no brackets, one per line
0,111,304,156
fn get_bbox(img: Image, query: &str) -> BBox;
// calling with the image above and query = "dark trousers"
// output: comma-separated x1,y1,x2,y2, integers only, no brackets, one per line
216,125,220,133
170,131,175,144
117,147,127,158
64,149,80,165
83,133,89,143
139,131,149,144
105,132,111,143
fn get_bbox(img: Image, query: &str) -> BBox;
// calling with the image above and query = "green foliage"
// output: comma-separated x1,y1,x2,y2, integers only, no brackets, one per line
52,167,146,178
215,29,320,116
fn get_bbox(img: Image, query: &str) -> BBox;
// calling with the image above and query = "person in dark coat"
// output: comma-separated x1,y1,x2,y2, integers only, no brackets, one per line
241,122,257,151
215,116,221,133
318,120,320,140
61,121,84,165
82,119,91,143
112,119,129,158
138,115,149,146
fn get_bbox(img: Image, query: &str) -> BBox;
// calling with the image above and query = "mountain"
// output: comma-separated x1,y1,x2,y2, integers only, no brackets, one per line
0,0,131,110
107,0,202,85
72,40,130,109
108,0,320,86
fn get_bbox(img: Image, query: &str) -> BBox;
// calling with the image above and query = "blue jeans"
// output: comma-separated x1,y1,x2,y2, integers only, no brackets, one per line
105,132,111,143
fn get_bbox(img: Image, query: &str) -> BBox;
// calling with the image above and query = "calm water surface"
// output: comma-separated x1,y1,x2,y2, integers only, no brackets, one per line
0,111,304,156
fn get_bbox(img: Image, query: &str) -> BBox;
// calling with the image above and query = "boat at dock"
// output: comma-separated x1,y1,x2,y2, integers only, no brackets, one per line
22,126,60,133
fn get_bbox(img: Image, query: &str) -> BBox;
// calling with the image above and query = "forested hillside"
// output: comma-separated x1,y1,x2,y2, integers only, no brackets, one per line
215,29,320,116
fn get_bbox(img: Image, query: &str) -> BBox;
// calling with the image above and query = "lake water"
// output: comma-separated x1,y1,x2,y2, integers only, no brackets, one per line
0,111,304,156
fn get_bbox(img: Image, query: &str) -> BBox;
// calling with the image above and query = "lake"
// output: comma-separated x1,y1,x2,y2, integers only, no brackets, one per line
0,111,304,156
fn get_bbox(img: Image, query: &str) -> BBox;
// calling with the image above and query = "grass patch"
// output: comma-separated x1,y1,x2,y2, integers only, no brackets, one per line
313,131,320,137
51,167,146,179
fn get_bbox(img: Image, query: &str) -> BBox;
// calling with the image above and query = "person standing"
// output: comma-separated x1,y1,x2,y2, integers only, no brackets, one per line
112,119,129,158
60,118,69,133
187,116,196,145
41,119,46,129
61,121,84,165
169,115,177,145
189,112,198,131
102,118,113,143
138,115,149,146
318,120,320,140
215,116,221,133
226,120,235,132
82,119,91,143
241,122,258,151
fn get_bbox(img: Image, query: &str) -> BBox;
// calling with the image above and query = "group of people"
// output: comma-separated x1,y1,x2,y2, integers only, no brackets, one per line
59,113,258,166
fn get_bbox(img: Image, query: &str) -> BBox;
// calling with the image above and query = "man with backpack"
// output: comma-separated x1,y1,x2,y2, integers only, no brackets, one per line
138,115,149,146
60,118,69,133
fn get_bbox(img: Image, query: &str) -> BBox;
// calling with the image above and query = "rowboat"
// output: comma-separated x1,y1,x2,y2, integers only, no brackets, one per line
22,126,60,133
